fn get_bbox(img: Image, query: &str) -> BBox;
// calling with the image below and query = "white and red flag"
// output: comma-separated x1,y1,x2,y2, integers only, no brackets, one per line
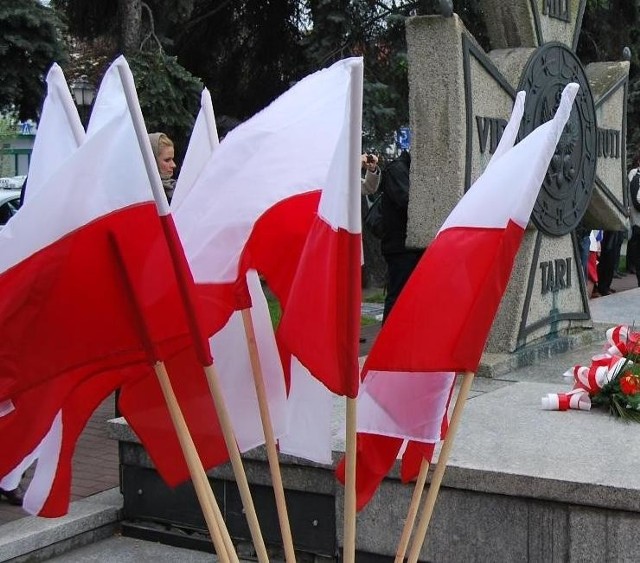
173,58,364,402
339,83,579,510
0,63,193,404
0,58,227,516
0,64,86,499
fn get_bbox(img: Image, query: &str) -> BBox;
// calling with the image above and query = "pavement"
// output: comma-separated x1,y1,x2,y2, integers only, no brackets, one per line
0,271,637,561
46,535,226,562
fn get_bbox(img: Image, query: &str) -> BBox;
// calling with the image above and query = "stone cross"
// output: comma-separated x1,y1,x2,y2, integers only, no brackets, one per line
405,0,629,354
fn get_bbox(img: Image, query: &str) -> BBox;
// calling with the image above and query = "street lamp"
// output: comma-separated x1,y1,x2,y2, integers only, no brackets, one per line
69,75,95,125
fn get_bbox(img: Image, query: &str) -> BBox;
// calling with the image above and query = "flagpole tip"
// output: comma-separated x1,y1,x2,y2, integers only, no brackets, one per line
555,83,579,123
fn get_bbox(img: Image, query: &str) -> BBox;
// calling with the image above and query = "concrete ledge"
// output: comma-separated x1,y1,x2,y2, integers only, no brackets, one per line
353,381,640,561
0,488,122,562
109,377,640,561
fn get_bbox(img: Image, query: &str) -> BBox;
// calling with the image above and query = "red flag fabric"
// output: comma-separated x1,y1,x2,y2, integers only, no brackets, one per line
0,72,192,404
340,84,580,510
22,370,129,516
0,58,226,516
174,58,364,399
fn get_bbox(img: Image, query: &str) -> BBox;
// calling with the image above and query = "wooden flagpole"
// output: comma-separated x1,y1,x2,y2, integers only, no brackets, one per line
199,91,277,560
394,459,429,562
342,58,365,563
115,59,266,562
202,363,269,562
108,233,236,563
406,372,475,563
153,362,237,563
343,397,358,563
241,308,296,563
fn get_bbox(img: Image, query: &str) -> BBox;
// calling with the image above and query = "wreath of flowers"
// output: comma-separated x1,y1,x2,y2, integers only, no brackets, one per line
542,325,640,422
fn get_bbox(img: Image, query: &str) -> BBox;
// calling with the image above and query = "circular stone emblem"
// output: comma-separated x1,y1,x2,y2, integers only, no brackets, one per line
517,42,597,237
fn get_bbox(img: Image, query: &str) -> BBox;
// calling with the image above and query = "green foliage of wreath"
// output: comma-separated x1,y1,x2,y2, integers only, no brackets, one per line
591,356,640,422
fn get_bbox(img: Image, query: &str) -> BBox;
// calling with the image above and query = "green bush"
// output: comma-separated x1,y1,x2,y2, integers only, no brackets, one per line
128,50,202,158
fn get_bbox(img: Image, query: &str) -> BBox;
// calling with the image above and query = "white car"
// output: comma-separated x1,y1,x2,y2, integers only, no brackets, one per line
0,188,22,228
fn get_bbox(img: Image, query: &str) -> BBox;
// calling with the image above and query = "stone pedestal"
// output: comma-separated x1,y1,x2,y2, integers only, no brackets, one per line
109,376,640,562
405,1,629,354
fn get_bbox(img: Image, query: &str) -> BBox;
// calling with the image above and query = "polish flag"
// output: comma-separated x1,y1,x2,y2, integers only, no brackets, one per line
172,88,288,458
339,83,579,510
0,58,224,516
0,63,85,500
173,58,364,402
0,63,194,404
123,86,289,471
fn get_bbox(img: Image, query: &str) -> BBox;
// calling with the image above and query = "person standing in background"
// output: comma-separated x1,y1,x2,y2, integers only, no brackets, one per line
628,152,640,285
627,152,640,277
148,132,177,203
361,152,381,195
575,219,590,280
379,150,423,320
595,230,619,296
587,229,601,298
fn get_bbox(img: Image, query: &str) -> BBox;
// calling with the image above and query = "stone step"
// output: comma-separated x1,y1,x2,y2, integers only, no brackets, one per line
0,488,121,562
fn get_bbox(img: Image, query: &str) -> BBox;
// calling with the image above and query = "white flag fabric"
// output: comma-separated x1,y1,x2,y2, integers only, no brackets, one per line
22,64,85,201
171,88,219,210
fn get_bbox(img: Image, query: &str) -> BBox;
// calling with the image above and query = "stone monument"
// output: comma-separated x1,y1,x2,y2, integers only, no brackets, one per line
405,0,629,358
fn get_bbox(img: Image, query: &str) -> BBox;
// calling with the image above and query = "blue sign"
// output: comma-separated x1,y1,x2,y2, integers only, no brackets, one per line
18,121,36,135
396,127,411,150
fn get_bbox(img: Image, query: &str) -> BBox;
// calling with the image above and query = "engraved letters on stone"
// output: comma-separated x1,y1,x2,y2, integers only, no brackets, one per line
542,0,570,22
540,258,572,294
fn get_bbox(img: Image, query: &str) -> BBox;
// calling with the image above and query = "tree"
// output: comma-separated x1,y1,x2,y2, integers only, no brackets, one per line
118,0,141,55
52,0,421,151
577,0,640,158
128,50,202,154
52,0,202,159
0,0,67,119
173,1,306,123
300,0,413,153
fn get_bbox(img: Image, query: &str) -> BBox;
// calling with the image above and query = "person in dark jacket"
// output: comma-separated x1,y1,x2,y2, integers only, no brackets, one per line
594,230,621,296
379,151,423,320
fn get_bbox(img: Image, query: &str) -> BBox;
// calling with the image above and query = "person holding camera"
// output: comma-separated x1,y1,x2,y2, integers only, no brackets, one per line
361,153,381,195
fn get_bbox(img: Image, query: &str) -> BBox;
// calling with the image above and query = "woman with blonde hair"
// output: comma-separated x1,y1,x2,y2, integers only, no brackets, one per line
148,132,177,202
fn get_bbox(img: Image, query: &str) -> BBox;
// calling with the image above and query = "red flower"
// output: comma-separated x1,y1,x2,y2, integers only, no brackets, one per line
619,373,640,395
